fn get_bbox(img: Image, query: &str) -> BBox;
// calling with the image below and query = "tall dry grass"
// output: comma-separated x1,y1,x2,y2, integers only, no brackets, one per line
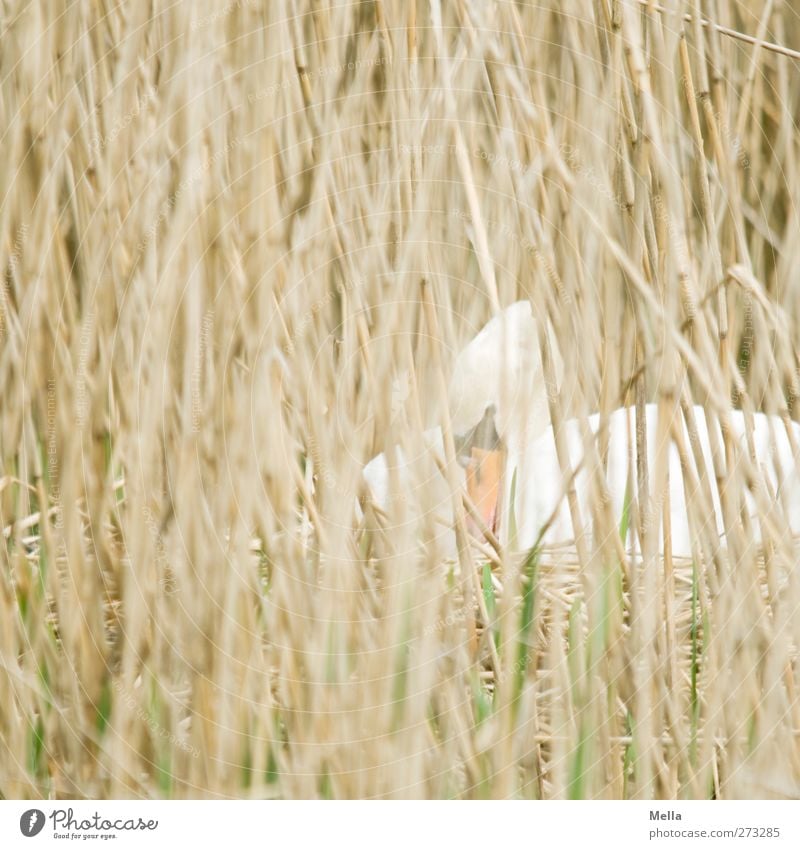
1,0,800,799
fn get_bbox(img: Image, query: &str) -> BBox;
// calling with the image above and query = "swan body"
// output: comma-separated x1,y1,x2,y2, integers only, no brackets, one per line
448,299,561,446
362,426,454,510
505,405,800,557
361,302,800,558
362,426,464,555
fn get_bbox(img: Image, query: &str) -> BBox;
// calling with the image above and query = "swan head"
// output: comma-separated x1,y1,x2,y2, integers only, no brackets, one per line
448,300,562,450
360,300,563,548
447,300,563,540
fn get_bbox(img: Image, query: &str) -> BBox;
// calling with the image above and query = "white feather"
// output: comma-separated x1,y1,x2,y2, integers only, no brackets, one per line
505,405,800,557
448,301,561,441
362,303,800,559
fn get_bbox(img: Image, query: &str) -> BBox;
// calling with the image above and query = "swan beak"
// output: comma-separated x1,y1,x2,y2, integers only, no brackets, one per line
466,447,503,535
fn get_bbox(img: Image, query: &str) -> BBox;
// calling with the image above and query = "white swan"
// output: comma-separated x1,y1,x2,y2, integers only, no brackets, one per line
509,403,800,558
363,301,800,559
362,301,556,551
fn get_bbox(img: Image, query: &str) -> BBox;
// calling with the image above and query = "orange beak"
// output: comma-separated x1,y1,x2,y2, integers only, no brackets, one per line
465,447,503,536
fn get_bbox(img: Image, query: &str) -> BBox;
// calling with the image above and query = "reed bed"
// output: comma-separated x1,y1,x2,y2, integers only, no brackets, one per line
1,0,800,798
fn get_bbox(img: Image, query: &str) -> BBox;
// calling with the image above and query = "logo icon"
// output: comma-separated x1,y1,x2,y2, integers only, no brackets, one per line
20,809,45,837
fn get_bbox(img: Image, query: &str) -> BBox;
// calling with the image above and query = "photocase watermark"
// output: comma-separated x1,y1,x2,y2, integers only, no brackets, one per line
398,143,530,176
19,807,159,837
451,208,572,307
560,141,697,303
46,379,62,529
113,679,199,758
305,430,412,507
651,193,692,283
134,136,243,258
399,143,457,156
728,132,750,170
680,83,751,170
88,85,157,155
141,504,176,595
421,609,537,677
191,310,214,433
560,143,628,211
563,141,694,289
19,809,45,837
248,55,390,103
190,0,259,31
474,146,529,174
423,606,465,637
788,368,800,411
282,277,366,356
75,310,94,428
1,222,27,339
739,289,754,373
305,431,361,502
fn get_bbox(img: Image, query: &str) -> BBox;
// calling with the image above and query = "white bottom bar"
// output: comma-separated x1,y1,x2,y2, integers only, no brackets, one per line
2,800,798,848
